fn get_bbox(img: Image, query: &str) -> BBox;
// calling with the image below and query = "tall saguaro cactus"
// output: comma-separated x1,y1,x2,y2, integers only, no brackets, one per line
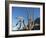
26,8,34,30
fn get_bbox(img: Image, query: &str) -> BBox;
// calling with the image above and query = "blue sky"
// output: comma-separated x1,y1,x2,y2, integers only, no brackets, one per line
12,7,40,30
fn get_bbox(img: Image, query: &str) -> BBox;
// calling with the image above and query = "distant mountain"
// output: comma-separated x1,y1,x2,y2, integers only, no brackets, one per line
34,17,40,24
32,17,40,30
